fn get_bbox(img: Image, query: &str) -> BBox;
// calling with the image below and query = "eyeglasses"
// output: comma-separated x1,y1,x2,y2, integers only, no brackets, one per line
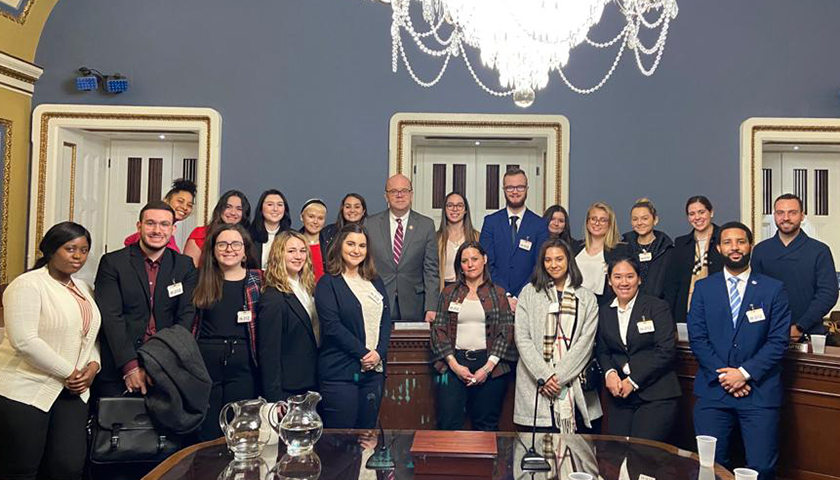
143,220,173,229
445,203,465,210
215,241,244,252
588,217,609,225
386,189,412,197
503,185,527,193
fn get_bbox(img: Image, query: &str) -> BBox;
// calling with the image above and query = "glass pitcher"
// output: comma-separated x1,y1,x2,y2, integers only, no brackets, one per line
271,391,323,456
219,398,275,459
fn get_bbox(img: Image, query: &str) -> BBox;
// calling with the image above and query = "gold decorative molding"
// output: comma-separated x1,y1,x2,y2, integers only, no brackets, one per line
0,63,36,84
395,119,565,207
63,141,76,221
0,117,11,284
35,112,214,247
0,0,35,24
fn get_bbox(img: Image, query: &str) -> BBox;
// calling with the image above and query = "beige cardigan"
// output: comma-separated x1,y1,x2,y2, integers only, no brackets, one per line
0,267,101,412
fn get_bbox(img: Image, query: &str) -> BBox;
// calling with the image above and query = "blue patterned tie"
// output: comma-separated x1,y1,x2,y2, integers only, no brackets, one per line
728,277,741,327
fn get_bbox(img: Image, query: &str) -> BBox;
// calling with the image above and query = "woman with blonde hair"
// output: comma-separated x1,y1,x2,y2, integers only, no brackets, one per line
621,198,673,298
436,192,479,289
259,230,320,401
575,202,631,306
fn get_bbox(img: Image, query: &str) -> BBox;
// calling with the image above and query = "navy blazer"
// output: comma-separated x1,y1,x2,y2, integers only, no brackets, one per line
687,271,791,408
479,208,549,297
314,274,392,381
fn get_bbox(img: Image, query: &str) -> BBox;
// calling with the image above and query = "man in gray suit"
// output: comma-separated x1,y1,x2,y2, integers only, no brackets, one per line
367,174,439,322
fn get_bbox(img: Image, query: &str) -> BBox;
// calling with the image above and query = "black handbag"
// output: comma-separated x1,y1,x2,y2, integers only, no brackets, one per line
89,396,184,464
578,357,603,392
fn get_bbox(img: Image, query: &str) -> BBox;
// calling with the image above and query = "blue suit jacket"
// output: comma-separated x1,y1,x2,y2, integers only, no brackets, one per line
479,208,548,297
687,271,791,407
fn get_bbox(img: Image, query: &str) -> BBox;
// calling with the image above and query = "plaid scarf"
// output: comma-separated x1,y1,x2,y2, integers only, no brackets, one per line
542,279,578,434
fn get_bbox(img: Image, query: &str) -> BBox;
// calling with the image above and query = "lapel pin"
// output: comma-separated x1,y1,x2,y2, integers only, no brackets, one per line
751,280,757,285
409,225,414,230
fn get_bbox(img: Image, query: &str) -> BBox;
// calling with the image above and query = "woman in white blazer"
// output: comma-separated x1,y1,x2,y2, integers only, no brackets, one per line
514,237,603,434
0,222,101,480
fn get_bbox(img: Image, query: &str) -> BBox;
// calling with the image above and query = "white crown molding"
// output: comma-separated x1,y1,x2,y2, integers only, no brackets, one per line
0,51,43,96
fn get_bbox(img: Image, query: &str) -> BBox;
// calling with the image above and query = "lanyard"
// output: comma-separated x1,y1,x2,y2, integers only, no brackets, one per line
554,294,579,351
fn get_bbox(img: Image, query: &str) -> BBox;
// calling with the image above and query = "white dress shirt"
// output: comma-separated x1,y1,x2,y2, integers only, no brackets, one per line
723,267,753,380
389,210,410,252
260,226,280,269
605,294,639,389
576,249,607,295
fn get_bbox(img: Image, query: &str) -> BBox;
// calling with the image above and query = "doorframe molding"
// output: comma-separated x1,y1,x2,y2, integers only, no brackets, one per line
740,117,840,242
389,112,570,209
28,104,222,268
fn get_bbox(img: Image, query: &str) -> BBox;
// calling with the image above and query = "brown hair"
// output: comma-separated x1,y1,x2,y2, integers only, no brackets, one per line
325,223,377,281
264,230,315,295
530,237,583,294
436,192,479,290
193,223,254,309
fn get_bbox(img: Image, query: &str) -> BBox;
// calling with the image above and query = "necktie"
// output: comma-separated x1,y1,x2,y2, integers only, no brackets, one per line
393,218,404,264
510,215,519,245
728,276,741,327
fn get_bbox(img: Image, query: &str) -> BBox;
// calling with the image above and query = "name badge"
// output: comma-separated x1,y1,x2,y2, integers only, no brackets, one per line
746,307,766,323
639,251,652,262
237,310,253,324
519,239,533,251
637,320,655,334
448,302,462,313
368,290,383,304
548,302,560,313
167,282,184,298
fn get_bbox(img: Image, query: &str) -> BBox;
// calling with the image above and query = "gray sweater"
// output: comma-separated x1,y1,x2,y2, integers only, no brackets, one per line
513,283,603,428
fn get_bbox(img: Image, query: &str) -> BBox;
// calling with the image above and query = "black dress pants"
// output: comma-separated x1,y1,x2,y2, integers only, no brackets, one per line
435,349,508,431
320,372,385,429
605,393,678,442
0,390,89,480
198,338,258,441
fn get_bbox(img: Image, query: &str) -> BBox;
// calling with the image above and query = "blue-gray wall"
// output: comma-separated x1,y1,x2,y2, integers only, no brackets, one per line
33,0,840,235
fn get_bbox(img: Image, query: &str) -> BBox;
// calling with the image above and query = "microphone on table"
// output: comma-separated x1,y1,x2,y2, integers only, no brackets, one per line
365,392,395,471
521,378,551,472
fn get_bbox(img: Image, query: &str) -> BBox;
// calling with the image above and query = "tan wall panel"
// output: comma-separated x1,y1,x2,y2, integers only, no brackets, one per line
0,0,59,61
0,87,31,283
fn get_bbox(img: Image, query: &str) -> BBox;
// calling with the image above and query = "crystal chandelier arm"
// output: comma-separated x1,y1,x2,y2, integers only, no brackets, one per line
395,34,453,87
460,42,513,97
585,24,632,49
557,33,629,94
633,18,670,76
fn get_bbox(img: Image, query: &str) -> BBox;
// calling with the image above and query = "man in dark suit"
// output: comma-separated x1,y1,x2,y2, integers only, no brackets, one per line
688,221,791,480
94,201,198,397
367,174,439,322
479,167,549,308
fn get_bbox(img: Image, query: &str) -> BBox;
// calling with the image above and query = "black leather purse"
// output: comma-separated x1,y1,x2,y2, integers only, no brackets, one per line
578,357,603,392
89,396,183,464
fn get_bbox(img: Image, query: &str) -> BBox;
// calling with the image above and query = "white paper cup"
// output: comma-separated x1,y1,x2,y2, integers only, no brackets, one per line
677,323,689,341
698,467,716,480
696,435,717,468
734,467,759,480
811,334,827,354
568,473,593,480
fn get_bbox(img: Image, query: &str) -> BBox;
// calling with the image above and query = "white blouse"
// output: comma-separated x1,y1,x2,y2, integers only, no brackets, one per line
576,249,607,295
454,298,486,351
260,226,281,269
342,274,383,352
443,238,464,283
290,277,320,345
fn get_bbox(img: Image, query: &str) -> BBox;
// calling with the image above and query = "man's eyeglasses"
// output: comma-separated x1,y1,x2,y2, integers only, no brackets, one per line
503,185,527,193
386,189,412,197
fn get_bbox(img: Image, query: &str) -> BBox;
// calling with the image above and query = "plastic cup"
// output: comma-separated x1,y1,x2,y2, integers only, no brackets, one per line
568,473,593,480
696,435,717,468
697,467,716,480
677,323,689,341
811,334,827,354
734,467,759,480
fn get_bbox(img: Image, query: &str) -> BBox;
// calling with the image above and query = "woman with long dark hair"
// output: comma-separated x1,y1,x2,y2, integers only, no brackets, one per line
322,193,367,250
249,189,292,269
0,222,101,480
184,189,252,267
430,240,517,431
315,224,391,428
192,223,262,441
543,204,574,245
514,237,602,433
436,192,480,290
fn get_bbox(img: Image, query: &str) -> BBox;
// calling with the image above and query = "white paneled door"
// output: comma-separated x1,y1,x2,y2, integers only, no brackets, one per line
413,145,544,231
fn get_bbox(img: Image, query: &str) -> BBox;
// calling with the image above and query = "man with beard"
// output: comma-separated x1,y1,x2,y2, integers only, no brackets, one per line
94,201,198,397
688,222,790,480
480,167,549,307
752,193,838,341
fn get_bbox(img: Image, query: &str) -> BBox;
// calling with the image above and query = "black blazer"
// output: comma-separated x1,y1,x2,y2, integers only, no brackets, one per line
94,243,197,382
258,287,319,400
595,294,681,402
572,240,633,306
622,230,674,299
314,274,391,381
663,225,724,323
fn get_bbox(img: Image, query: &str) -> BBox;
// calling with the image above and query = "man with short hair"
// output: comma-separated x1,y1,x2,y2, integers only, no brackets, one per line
94,200,198,397
367,174,439,322
752,193,838,340
688,222,790,480
479,168,549,307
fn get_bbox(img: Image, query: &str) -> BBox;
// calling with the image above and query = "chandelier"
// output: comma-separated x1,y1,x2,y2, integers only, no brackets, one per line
387,0,679,107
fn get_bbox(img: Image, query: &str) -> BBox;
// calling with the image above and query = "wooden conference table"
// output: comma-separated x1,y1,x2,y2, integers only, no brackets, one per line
143,430,734,480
